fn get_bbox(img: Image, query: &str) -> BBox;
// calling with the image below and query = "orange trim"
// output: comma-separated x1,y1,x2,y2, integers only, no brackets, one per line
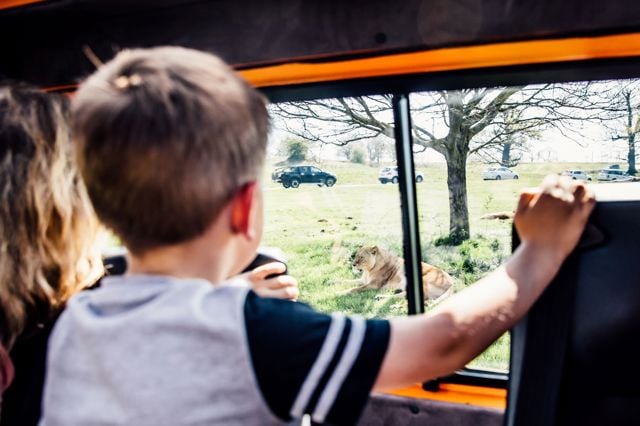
0,0,42,10
386,383,507,409
240,32,640,88
43,32,640,94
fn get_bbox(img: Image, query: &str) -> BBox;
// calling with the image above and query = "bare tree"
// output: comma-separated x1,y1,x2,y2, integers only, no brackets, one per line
366,137,389,167
604,81,640,175
270,83,603,243
339,144,353,161
471,110,540,167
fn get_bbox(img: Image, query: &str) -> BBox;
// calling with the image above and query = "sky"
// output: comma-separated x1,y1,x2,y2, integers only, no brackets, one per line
271,125,631,165
268,80,637,166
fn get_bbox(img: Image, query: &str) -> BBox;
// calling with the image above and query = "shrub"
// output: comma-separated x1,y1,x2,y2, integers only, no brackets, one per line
285,138,309,163
351,148,366,164
429,235,506,285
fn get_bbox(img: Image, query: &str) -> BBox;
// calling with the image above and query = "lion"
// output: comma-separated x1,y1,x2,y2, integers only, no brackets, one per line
480,211,515,220
346,245,454,302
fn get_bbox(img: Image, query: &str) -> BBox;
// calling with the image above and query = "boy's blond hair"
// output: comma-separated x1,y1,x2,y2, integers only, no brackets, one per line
71,47,270,254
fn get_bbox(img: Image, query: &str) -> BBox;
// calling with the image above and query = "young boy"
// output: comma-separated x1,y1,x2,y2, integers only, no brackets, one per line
40,47,594,425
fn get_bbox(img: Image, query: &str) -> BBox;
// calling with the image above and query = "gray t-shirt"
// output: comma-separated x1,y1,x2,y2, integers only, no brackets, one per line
40,275,389,426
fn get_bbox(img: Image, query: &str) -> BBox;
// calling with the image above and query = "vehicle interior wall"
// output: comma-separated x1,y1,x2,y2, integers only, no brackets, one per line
2,0,640,87
358,393,502,426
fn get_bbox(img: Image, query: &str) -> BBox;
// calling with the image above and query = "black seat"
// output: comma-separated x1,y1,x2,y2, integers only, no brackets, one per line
0,318,57,426
506,183,640,426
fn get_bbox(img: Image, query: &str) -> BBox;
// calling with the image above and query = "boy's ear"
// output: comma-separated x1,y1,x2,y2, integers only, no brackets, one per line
230,181,258,239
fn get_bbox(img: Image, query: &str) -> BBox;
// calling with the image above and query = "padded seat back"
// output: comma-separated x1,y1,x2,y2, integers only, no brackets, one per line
506,183,640,426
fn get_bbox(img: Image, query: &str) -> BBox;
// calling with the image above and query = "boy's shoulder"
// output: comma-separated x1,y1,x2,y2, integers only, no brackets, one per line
81,274,248,297
64,274,251,325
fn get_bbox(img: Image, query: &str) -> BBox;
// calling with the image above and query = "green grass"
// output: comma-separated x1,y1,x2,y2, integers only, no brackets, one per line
261,160,612,371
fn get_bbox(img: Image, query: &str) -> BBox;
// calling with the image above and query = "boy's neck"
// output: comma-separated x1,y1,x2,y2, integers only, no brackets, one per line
127,220,246,284
129,247,226,284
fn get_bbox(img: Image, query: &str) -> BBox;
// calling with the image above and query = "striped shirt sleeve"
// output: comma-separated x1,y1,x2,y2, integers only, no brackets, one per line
243,291,390,425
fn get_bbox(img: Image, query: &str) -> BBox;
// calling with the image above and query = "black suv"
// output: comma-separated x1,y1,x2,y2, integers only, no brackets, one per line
271,165,337,188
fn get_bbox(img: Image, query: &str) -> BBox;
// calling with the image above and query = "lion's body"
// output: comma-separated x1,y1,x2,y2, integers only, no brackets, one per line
480,211,515,220
349,245,454,301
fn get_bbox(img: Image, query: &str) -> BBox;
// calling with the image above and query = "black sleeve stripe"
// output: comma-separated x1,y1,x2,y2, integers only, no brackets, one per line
301,318,352,417
323,318,391,425
289,313,346,418
311,315,367,423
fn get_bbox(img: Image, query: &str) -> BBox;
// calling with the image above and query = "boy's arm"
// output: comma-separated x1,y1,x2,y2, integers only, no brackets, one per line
374,177,595,391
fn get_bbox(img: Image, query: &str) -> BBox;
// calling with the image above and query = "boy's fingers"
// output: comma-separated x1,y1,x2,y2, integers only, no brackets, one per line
576,184,596,205
578,187,597,216
541,174,560,192
558,175,573,191
571,182,586,201
261,275,298,290
569,183,596,215
248,262,286,280
259,285,299,300
516,191,537,214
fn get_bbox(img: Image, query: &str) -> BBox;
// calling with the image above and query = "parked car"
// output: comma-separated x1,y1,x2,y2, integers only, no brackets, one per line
598,168,634,182
482,167,519,180
607,164,621,169
271,165,337,188
378,166,424,184
561,170,593,181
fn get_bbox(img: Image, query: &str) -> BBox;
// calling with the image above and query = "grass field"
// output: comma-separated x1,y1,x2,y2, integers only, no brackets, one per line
261,160,613,371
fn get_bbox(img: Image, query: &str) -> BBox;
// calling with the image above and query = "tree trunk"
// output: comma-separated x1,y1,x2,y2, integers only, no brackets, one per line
501,142,512,167
624,92,637,175
445,137,470,244
629,134,637,175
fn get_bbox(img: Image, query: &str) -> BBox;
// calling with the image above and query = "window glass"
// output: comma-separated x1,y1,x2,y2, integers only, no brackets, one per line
409,79,640,371
259,79,640,372
263,96,408,318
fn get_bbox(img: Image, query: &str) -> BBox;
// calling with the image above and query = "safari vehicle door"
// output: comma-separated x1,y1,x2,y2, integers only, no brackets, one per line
3,1,640,425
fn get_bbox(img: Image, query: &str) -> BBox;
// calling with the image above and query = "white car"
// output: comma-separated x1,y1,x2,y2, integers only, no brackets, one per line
598,169,634,182
561,170,593,181
482,167,519,180
379,166,424,184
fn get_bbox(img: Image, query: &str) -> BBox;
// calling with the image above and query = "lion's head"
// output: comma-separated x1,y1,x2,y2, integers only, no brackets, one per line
352,245,381,272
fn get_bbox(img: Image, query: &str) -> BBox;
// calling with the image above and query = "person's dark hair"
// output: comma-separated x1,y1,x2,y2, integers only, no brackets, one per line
0,83,103,348
71,47,270,254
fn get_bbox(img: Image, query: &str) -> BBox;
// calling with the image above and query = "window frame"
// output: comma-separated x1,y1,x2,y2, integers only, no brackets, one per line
263,56,640,388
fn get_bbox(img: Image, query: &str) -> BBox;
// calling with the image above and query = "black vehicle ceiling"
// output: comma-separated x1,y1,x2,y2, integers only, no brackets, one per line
2,0,640,87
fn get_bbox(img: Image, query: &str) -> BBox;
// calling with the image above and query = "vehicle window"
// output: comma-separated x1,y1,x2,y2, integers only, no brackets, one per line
261,79,640,375
264,95,408,318
410,78,640,371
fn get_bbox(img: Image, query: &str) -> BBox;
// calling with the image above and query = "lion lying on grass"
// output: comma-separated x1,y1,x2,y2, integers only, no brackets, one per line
345,245,454,302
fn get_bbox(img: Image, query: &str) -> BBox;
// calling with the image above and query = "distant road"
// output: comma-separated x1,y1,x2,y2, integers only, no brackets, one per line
264,183,398,190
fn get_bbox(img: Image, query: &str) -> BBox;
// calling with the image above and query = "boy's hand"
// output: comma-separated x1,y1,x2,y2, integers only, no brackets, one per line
515,175,596,262
245,262,299,301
